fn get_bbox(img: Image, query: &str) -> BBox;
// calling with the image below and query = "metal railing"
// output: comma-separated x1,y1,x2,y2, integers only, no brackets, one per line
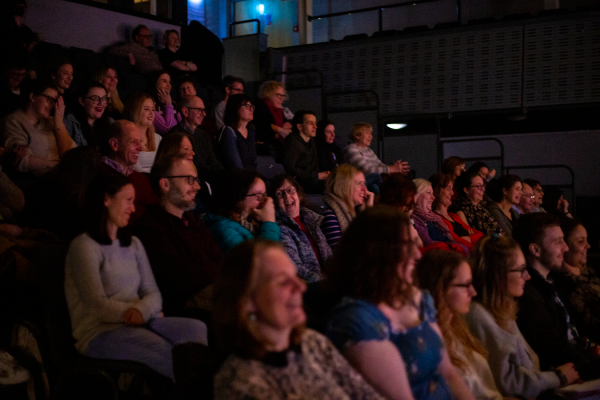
439,137,505,173
271,69,325,118
230,19,261,37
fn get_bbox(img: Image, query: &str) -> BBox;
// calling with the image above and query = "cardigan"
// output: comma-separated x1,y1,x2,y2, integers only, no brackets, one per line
486,202,519,237
202,213,280,251
343,143,388,175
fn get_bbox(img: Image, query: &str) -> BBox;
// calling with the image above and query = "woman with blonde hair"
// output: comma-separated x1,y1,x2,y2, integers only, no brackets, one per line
253,80,292,146
124,93,162,173
319,164,374,249
158,29,197,78
93,65,124,119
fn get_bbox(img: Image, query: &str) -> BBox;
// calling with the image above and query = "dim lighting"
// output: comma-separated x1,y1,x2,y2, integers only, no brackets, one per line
387,123,407,129
188,0,202,4
257,3,265,15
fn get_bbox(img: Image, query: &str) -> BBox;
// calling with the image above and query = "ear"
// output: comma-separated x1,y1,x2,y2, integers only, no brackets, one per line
159,177,170,193
529,242,541,258
463,186,469,195
296,122,303,133
29,92,36,103
225,87,231,96
78,97,85,107
103,194,111,208
243,296,257,315
108,137,120,152
181,107,189,119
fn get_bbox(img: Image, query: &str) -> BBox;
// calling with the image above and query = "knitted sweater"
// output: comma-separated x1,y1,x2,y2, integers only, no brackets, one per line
343,143,388,175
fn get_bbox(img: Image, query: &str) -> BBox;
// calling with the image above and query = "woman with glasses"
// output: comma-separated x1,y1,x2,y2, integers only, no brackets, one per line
63,80,112,151
416,250,503,400
485,174,522,237
149,70,177,135
203,170,280,251
3,80,75,174
466,235,578,398
253,80,292,150
216,93,257,170
268,174,332,282
449,171,502,236
124,92,162,173
94,65,124,120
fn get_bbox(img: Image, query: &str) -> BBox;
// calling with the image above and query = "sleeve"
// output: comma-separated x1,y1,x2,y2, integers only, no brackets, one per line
219,127,243,169
63,116,80,146
326,301,389,350
344,145,388,175
213,102,225,129
413,216,437,247
282,138,318,181
131,237,163,321
209,221,248,251
320,209,342,249
153,105,177,135
279,225,304,267
420,290,438,323
258,221,280,241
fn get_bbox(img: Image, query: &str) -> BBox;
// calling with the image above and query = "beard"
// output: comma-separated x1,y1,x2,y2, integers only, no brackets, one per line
167,185,196,212
539,246,563,271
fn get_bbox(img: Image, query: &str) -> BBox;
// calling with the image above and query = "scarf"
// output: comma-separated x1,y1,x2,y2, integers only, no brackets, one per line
264,99,285,127
322,193,354,232
415,203,453,240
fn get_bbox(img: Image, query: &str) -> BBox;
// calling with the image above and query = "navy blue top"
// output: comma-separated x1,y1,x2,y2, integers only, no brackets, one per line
217,125,257,170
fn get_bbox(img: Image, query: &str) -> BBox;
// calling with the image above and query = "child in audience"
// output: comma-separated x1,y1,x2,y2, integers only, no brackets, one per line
149,70,177,134
93,65,123,119
124,92,162,173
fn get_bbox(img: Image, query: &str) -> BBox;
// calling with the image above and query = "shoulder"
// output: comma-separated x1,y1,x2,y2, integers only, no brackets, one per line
418,289,438,321
466,302,495,325
301,207,323,225
327,298,390,349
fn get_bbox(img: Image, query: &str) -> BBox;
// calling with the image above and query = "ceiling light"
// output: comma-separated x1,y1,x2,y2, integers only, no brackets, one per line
387,123,407,129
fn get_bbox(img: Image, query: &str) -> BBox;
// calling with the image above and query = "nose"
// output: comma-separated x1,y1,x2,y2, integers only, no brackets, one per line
295,277,307,293
524,269,531,281
469,285,477,298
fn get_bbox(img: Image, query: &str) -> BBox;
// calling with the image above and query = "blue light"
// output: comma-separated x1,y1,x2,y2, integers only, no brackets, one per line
189,0,202,4
257,3,265,15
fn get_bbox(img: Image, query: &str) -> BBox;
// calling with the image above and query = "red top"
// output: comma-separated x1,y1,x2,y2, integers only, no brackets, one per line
293,215,321,263
438,212,484,252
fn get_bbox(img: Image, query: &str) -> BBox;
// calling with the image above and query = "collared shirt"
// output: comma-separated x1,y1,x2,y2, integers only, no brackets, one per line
101,156,134,176
512,205,522,214
546,273,580,343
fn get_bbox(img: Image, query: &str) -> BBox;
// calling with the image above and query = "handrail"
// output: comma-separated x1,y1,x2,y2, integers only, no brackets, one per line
230,19,261,37
439,137,505,174
272,69,325,117
307,0,450,32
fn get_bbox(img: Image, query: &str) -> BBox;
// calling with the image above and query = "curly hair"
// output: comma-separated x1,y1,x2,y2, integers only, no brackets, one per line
348,122,372,143
257,80,286,100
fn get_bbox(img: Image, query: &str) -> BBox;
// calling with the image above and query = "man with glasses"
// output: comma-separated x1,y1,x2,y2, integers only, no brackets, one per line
168,95,223,183
524,178,546,213
135,156,222,318
213,75,244,129
110,24,162,74
513,182,535,215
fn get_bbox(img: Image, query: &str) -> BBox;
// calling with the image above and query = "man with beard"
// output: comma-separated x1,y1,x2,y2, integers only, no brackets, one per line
134,156,222,318
514,213,599,381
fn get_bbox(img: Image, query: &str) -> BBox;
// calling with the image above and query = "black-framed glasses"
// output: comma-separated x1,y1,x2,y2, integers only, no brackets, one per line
274,93,287,99
469,184,486,190
166,175,201,185
84,96,111,105
185,107,206,115
508,268,529,278
275,186,296,199
38,93,58,106
228,86,243,93
243,103,255,111
450,282,474,290
246,192,266,201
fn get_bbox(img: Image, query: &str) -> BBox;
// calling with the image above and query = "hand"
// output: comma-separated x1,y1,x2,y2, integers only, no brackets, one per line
124,308,145,325
560,198,569,213
54,96,66,122
0,224,23,238
365,191,375,207
279,127,292,139
395,160,410,174
171,60,187,70
318,171,330,180
487,169,496,179
157,88,172,106
252,196,276,223
128,53,136,66
556,363,579,385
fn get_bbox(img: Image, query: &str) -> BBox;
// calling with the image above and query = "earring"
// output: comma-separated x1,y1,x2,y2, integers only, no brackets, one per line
248,312,257,321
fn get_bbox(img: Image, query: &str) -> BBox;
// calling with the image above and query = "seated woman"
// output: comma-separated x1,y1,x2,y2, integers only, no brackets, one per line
94,65,124,120
326,206,475,400
430,173,483,252
413,178,468,255
50,59,73,98
542,187,573,219
203,170,280,251
253,80,292,147
344,122,409,194
449,171,502,235
216,93,257,170
64,170,208,381
149,70,177,135
320,164,374,249
212,239,383,399
415,250,503,400
2,80,75,174
269,174,332,283
442,156,465,202
154,131,195,164
467,161,496,183
554,218,600,344
63,80,112,151
485,174,522,237
465,235,578,398
158,30,197,79
315,119,344,172
124,93,162,173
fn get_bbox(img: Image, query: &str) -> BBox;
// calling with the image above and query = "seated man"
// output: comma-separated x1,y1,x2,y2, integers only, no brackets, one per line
110,24,162,74
135,156,222,317
168,95,223,183
282,110,329,194
513,213,599,380
524,178,545,213
99,120,158,222
513,182,534,215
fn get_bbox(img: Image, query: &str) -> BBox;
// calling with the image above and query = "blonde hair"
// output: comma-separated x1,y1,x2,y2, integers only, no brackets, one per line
326,164,362,217
94,66,124,113
123,93,157,152
258,80,286,100
349,122,372,143
162,29,179,47
413,178,432,196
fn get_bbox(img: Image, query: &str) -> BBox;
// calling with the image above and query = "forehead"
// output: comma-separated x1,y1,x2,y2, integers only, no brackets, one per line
353,172,365,182
303,114,316,123
543,225,564,241
256,247,296,280
142,98,154,107
273,86,285,94
180,136,192,147
471,175,483,185
190,97,204,107
169,31,179,38
87,87,106,95
158,74,170,81
58,64,73,72
522,184,532,193
278,179,295,190
125,126,142,140
181,82,194,88
171,159,197,176
231,82,244,89
324,124,335,131
140,28,150,35
453,262,472,280
41,88,58,97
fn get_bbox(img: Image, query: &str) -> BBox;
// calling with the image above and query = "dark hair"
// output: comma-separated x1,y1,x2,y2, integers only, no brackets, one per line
132,24,149,40
51,58,72,76
466,161,489,176
559,216,582,243
326,206,415,306
150,154,186,197
73,80,110,151
268,174,305,208
378,173,417,211
177,74,197,90
76,80,106,99
155,131,194,165
523,178,542,190
316,118,335,144
291,110,316,136
55,147,100,208
454,171,482,198
209,170,264,218
98,119,130,157
149,69,171,103
223,93,253,128
513,212,561,261
429,173,453,210
542,187,564,215
223,75,244,90
442,156,464,177
25,80,59,111
84,169,133,246
486,174,521,203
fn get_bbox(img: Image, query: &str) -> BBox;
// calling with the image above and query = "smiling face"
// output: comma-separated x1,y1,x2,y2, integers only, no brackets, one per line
351,172,368,207
140,98,155,127
276,179,300,219
324,124,335,144
117,123,143,167
239,101,254,123
80,87,107,122
184,96,205,128
179,136,195,162
438,181,453,208
417,185,435,213
465,175,485,204
179,82,196,97
156,73,171,95
270,86,286,109
504,181,522,205
564,224,590,268
136,27,152,48
241,178,266,215
538,225,569,271
446,262,477,315
31,88,58,120
101,68,118,94
357,128,373,148
507,249,529,298
52,64,73,92
164,159,199,211
519,183,534,213
105,184,136,228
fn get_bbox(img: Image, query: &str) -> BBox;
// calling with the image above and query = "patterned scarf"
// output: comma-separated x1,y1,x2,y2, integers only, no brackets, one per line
322,193,354,232
414,202,453,240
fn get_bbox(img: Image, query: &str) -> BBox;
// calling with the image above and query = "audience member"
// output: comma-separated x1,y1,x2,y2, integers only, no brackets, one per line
216,93,257,170
315,118,344,172
554,217,600,344
1,0,40,59
514,181,534,215
3,80,75,174
168,95,223,182
413,178,468,254
253,80,292,146
442,156,465,182
98,120,159,222
123,92,162,173
430,173,483,252
513,213,598,379
524,178,545,213
327,206,475,400
466,235,577,398
449,171,502,235
50,60,73,97
110,24,162,74
269,174,332,283
320,164,373,249
64,170,207,381
157,29,197,79
134,156,222,317
282,110,328,193
149,70,177,134
542,187,573,219
63,80,111,151
213,75,244,129
466,161,496,182
93,65,123,119
0,58,28,118
176,74,198,99
203,170,279,251
416,250,503,400
154,131,195,164
212,239,383,399
485,174,522,237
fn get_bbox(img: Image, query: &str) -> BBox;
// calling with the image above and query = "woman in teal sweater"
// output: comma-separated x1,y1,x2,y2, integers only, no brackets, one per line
203,170,280,251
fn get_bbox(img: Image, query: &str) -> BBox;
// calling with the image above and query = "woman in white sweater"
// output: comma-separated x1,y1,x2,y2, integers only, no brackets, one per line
64,170,207,380
466,235,579,398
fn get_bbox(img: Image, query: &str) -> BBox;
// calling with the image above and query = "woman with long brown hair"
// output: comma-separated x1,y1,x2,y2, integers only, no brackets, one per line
124,92,162,173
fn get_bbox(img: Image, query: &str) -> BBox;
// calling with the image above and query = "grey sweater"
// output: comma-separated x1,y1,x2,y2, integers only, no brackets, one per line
64,233,163,352
465,302,560,399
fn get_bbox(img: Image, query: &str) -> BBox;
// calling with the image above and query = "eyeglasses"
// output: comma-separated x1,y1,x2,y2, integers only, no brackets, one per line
469,184,486,190
275,186,296,199
508,267,529,278
84,96,111,105
523,195,535,199
38,93,58,106
246,192,266,201
450,282,474,290
243,103,255,111
166,175,201,185
274,93,287,99
185,107,206,115
228,86,243,93
138,34,153,39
